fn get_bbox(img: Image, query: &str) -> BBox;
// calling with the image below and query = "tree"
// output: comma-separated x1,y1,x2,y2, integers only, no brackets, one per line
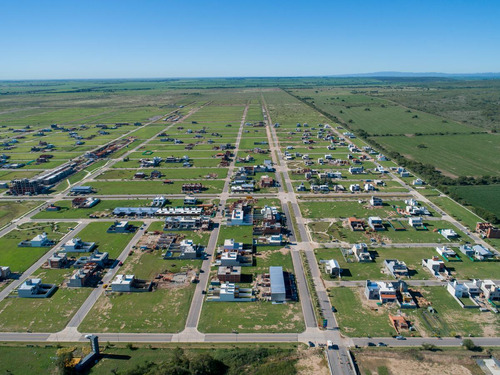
421,343,438,351
462,339,480,351
189,354,227,375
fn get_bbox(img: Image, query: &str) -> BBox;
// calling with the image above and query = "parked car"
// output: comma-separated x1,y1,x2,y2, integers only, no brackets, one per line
377,342,387,347
327,340,333,349
331,306,337,312
396,336,406,340
308,341,315,347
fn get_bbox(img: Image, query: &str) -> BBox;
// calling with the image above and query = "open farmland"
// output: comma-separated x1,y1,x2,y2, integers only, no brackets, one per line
371,133,500,177
448,184,500,218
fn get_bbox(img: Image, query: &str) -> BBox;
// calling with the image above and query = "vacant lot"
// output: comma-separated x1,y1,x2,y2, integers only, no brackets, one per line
79,285,196,333
330,287,394,337
0,201,41,228
198,299,305,333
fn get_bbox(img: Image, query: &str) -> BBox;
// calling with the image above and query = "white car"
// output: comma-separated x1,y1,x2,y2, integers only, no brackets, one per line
327,340,333,348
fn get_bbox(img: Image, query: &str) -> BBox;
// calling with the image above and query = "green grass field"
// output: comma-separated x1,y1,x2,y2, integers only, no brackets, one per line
371,134,500,177
0,201,41,228
198,299,305,333
79,285,196,333
448,184,500,218
330,287,395,337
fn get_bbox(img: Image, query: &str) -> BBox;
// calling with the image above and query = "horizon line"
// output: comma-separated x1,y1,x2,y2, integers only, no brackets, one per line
1,71,500,82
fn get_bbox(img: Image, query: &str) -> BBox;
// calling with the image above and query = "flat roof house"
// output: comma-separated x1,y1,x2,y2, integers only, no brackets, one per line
459,244,493,261
48,253,68,269
0,266,11,280
18,278,56,298
324,259,341,278
440,229,458,240
368,216,385,231
370,196,383,207
481,280,500,301
73,251,109,268
365,280,397,304
107,221,136,233
111,274,152,292
436,246,457,259
384,259,409,278
353,243,372,262
220,252,240,267
408,217,424,228
223,239,243,252
18,232,55,247
68,265,98,288
217,266,241,283
63,237,96,253
422,257,449,280
206,283,254,302
184,195,197,205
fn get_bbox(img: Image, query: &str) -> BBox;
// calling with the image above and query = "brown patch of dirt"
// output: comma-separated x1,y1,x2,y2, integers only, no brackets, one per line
357,351,475,375
296,347,329,375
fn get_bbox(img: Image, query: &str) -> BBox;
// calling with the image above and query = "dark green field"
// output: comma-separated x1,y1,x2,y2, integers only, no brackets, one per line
449,184,500,218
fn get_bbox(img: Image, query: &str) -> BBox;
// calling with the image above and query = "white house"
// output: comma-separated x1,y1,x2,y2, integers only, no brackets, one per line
440,229,458,240
353,243,372,262
324,259,341,277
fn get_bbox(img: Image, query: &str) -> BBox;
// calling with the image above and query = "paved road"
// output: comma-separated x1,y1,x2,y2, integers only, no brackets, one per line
262,97,355,375
351,336,500,347
183,104,248,333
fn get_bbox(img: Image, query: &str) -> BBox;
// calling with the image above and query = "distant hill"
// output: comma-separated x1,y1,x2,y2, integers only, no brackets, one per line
330,71,500,78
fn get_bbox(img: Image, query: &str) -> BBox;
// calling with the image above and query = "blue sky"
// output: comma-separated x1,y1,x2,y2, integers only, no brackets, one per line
1,0,499,79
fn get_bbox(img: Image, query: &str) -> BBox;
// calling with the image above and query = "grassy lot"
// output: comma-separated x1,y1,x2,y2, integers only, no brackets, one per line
353,347,499,375
79,285,196,333
416,286,500,337
75,221,141,258
0,222,76,273
0,268,91,332
123,251,203,280
84,180,224,194
146,224,212,246
329,287,395,337
0,200,41,228
448,184,500,218
299,199,418,219
96,167,228,180
198,299,305,333
217,225,254,245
